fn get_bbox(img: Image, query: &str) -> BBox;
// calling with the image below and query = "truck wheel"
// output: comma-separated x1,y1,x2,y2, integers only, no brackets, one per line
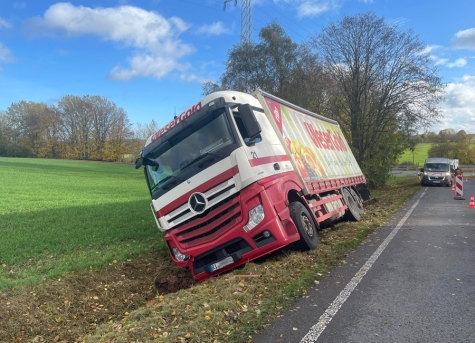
290,202,319,251
349,188,364,215
342,188,361,221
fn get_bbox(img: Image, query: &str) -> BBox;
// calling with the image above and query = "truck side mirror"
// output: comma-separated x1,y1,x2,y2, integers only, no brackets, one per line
238,104,261,139
135,157,159,169
419,168,424,173
135,157,144,169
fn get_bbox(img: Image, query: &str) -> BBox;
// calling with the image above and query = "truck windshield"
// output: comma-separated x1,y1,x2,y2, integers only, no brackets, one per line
425,163,449,172
144,111,235,194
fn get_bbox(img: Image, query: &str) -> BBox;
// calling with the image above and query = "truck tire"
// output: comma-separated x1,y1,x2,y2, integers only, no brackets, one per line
342,187,361,221
349,188,364,215
290,201,319,251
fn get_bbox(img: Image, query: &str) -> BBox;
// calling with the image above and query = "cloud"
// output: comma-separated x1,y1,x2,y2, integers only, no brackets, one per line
180,73,213,84
195,22,231,36
431,56,466,68
462,74,475,85
109,54,183,80
432,56,448,66
297,1,336,17
0,18,14,67
0,18,12,29
420,45,442,55
0,42,15,64
13,2,26,9
452,28,475,50
447,58,467,68
431,78,475,133
26,2,195,81
274,0,342,18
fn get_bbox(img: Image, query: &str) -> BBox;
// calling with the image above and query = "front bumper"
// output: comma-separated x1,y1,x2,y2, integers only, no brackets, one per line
164,182,300,281
421,177,451,186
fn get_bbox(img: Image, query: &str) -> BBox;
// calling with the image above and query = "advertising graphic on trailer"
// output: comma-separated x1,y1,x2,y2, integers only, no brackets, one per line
263,96,363,182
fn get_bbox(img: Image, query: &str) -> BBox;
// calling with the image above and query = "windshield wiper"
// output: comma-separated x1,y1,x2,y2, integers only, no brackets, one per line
181,152,223,171
152,174,184,191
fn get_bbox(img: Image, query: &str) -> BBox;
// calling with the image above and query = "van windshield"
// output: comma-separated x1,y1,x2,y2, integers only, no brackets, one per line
425,163,449,172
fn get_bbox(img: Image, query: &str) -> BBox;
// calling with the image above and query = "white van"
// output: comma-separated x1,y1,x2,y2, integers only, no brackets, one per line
420,157,452,187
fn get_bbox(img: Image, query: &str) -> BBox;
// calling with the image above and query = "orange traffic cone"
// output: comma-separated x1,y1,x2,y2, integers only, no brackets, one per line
451,182,455,192
469,194,475,209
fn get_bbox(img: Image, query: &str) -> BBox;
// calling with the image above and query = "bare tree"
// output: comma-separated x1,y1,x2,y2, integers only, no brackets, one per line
311,12,444,186
57,95,90,159
4,101,61,157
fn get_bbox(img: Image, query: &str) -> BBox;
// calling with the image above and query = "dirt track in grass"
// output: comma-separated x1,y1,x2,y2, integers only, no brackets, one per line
0,253,194,343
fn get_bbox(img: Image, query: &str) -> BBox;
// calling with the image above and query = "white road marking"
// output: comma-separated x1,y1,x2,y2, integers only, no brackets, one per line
300,189,427,343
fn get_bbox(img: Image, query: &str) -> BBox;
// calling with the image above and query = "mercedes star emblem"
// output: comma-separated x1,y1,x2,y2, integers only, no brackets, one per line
189,192,207,214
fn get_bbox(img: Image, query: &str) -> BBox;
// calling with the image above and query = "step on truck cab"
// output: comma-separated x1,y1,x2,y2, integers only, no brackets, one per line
135,90,370,281
420,157,453,187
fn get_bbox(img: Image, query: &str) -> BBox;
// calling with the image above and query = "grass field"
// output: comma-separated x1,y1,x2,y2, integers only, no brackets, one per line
0,157,164,290
398,143,432,166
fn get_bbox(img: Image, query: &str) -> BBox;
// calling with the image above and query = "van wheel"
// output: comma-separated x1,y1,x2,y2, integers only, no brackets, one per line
342,187,361,221
290,202,319,251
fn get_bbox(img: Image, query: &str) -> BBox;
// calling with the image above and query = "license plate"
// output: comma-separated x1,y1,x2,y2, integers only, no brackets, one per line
208,256,234,272
433,181,440,183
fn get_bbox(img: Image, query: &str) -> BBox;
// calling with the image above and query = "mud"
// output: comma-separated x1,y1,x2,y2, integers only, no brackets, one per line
0,254,194,343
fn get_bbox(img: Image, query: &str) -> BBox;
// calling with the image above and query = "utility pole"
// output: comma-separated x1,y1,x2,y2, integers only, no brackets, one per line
223,0,252,44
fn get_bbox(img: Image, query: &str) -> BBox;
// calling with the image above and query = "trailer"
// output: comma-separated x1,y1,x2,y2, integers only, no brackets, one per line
135,89,369,281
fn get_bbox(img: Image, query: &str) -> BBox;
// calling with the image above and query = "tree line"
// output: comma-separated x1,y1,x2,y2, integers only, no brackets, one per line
426,129,475,164
419,129,474,144
0,95,158,162
203,13,445,187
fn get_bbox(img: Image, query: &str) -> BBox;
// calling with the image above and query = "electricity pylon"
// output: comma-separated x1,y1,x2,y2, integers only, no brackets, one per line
223,0,252,44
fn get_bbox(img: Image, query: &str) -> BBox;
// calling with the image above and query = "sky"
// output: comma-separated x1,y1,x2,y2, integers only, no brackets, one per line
1,0,475,135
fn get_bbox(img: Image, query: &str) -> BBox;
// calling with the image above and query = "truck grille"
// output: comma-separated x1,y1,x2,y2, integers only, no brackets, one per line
173,193,241,247
164,178,238,229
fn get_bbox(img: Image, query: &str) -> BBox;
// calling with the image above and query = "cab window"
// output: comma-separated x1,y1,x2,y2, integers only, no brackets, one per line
233,113,262,144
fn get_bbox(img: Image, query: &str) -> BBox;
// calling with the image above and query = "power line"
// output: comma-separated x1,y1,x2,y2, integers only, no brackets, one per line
252,4,308,40
277,0,326,30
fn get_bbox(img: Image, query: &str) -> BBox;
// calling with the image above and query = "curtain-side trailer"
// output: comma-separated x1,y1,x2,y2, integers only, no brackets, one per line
135,89,370,281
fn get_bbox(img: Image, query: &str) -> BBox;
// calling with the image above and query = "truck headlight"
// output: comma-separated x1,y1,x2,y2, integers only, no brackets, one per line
423,172,428,176
243,204,264,232
172,248,189,261
446,172,451,176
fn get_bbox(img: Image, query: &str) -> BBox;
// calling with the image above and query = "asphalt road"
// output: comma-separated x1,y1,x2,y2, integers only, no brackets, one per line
253,181,475,343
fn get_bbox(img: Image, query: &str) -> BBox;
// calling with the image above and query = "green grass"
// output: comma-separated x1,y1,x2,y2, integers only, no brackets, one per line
398,143,432,166
0,157,164,290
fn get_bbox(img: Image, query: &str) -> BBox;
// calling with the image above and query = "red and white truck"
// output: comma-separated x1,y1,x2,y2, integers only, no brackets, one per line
136,90,369,281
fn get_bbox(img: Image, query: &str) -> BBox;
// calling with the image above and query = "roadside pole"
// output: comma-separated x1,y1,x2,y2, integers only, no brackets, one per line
454,175,465,200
